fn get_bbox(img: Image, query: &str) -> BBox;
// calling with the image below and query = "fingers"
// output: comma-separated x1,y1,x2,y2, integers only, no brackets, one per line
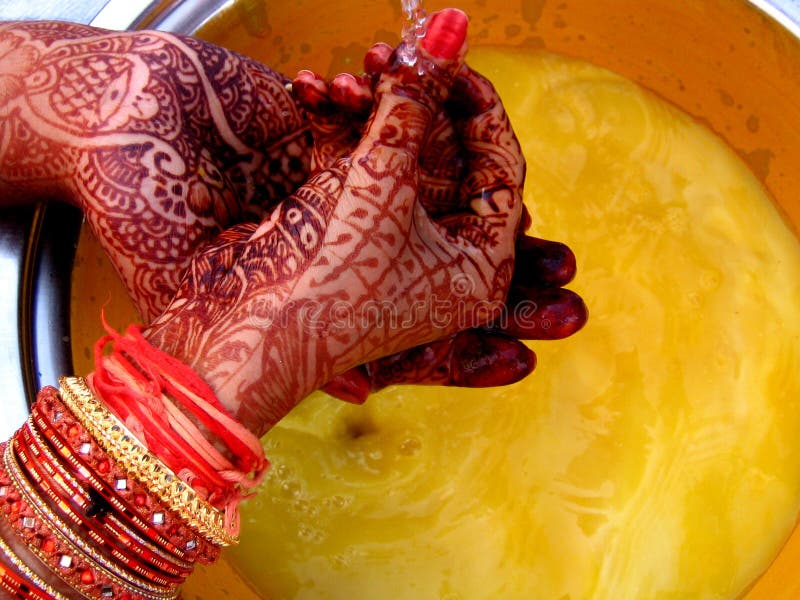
329,73,373,114
293,70,373,115
323,329,536,403
321,367,370,404
371,8,468,108
451,66,525,226
498,234,586,339
364,42,393,79
292,70,333,113
346,8,468,217
422,10,469,61
364,41,467,215
422,66,524,258
446,330,535,387
497,286,588,340
292,70,371,173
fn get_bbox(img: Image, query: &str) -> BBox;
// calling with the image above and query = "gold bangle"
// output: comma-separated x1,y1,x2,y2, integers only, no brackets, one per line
0,532,70,600
58,376,236,547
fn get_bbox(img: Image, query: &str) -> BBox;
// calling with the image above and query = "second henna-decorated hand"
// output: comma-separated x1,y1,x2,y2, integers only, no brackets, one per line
144,9,525,435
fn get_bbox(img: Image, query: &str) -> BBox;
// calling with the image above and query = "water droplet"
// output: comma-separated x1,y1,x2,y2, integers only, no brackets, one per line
292,498,315,516
399,436,422,456
324,494,352,511
297,523,326,543
275,464,292,480
281,480,301,498
398,0,428,67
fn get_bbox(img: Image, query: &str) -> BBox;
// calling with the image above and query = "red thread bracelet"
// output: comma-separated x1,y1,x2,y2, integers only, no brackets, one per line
90,323,267,532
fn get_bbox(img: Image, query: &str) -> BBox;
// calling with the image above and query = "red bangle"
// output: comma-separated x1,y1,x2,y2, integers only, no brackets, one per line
37,406,204,562
34,388,220,564
1,442,176,600
19,421,192,579
0,560,55,600
14,437,180,591
0,530,65,600
16,426,187,586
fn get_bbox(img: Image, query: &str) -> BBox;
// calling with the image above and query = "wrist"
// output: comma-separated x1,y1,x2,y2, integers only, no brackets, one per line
89,324,267,514
142,305,322,437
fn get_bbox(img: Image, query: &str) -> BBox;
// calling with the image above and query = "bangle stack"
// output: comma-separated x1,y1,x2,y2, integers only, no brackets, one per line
58,377,235,547
34,391,217,564
0,323,269,598
0,386,213,598
0,529,68,600
0,373,260,598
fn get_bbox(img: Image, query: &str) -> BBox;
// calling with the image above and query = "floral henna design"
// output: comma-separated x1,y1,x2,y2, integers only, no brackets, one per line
0,21,311,321
0,15,585,430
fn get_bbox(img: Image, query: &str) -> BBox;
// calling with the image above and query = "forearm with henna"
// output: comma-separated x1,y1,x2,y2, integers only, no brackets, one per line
0,21,311,321
0,19,584,415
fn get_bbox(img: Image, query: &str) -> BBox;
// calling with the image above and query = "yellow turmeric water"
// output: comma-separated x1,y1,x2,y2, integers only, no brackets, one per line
229,48,800,599
71,48,800,598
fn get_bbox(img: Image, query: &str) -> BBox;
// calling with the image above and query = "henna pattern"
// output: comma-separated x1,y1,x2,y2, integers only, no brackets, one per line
143,9,533,435
0,14,587,436
294,46,587,402
0,21,311,321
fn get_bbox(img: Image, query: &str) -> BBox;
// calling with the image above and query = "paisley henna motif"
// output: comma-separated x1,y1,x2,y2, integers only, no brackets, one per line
0,21,311,321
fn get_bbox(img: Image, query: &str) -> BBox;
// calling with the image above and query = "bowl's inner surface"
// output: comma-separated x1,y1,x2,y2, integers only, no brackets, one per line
68,0,800,598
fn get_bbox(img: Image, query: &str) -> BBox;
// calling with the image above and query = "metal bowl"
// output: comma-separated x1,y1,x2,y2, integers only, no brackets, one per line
3,0,798,597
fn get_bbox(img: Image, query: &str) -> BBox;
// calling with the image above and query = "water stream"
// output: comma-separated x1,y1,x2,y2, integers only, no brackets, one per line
397,0,428,68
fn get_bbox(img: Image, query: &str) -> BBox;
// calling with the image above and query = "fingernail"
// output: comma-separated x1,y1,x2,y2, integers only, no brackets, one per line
322,369,370,404
505,287,588,340
364,43,393,75
451,331,536,387
330,73,372,113
421,8,468,60
514,237,577,288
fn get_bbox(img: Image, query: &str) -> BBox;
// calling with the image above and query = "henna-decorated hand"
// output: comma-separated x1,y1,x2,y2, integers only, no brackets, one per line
0,20,311,322
292,29,587,403
143,9,529,436
0,15,585,428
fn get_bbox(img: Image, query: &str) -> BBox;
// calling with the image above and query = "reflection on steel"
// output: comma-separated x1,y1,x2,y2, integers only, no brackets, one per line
750,0,800,36
91,0,232,31
0,208,32,439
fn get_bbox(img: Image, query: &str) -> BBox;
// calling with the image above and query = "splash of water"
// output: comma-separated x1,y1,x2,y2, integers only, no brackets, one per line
397,0,428,69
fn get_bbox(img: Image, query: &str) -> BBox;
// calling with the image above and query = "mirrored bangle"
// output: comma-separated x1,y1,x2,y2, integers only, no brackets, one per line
4,441,178,600
33,392,215,563
0,531,69,600
21,418,192,579
58,377,235,547
15,429,183,587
